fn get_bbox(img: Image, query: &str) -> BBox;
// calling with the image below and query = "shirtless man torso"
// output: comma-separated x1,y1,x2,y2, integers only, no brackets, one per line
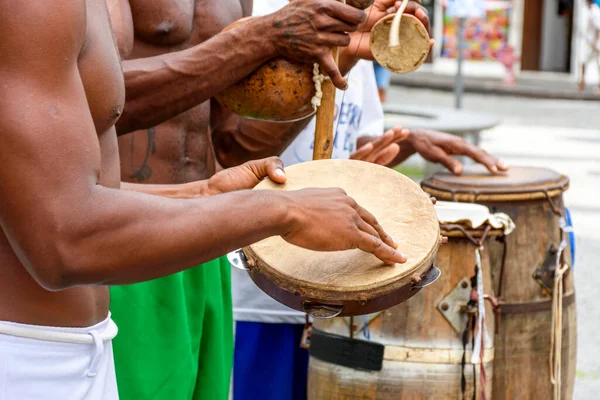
0,0,125,330
107,1,374,399
115,0,248,184
110,2,250,398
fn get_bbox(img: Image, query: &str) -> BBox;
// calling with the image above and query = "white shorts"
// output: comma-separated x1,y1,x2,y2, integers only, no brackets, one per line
0,315,119,399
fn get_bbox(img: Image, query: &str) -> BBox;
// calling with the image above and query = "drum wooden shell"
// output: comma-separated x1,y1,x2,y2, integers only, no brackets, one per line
308,226,499,399
214,17,315,122
242,159,441,317
370,14,430,74
422,166,576,400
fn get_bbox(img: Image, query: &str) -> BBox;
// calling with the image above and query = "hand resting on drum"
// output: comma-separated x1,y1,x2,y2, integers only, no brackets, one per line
199,157,407,265
351,127,508,175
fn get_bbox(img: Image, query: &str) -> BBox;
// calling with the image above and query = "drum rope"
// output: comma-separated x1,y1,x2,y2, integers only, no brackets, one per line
439,224,491,248
544,190,564,217
461,314,476,400
549,218,573,400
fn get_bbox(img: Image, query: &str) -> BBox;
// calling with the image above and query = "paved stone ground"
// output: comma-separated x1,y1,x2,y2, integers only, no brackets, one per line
387,86,600,399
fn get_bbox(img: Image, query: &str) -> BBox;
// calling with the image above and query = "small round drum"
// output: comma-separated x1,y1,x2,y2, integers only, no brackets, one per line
370,14,430,74
422,165,576,400
234,159,441,318
308,201,510,400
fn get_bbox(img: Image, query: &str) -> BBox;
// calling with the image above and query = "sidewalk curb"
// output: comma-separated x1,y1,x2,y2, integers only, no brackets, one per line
391,75,600,102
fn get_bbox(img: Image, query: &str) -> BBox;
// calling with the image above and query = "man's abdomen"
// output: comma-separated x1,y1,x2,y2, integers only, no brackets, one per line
117,103,215,185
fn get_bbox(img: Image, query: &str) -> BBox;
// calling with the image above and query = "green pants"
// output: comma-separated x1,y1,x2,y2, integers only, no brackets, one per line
110,257,233,400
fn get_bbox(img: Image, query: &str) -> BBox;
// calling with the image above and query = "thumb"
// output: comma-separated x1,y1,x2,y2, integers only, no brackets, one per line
264,157,287,184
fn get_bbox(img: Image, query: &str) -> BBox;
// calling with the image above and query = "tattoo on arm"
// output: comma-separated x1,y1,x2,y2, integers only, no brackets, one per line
130,127,157,182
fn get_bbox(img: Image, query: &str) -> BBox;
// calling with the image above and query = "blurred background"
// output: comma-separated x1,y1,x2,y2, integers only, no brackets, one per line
379,0,599,398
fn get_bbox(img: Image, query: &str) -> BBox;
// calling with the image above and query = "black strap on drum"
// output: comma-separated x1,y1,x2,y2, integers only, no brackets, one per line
309,328,384,372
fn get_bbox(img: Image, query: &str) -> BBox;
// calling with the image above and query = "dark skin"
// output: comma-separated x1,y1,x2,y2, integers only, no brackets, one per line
0,0,405,328
113,0,362,185
351,127,508,174
110,0,430,184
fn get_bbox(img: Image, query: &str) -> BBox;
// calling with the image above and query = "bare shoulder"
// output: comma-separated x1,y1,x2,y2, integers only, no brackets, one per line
0,0,86,58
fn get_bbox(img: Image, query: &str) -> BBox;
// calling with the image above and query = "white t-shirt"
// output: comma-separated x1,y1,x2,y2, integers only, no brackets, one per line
231,0,385,324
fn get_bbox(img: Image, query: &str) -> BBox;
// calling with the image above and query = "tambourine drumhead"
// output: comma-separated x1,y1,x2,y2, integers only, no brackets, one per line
422,165,569,202
244,159,440,308
370,14,430,74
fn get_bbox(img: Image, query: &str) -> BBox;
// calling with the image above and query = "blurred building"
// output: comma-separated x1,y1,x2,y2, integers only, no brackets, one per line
426,0,597,84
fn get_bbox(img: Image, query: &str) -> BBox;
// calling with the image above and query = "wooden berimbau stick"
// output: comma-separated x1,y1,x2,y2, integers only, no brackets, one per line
312,47,340,160
312,0,374,160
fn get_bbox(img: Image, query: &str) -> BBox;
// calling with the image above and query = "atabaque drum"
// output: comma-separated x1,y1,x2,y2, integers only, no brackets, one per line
228,159,441,318
422,166,576,400
307,201,514,399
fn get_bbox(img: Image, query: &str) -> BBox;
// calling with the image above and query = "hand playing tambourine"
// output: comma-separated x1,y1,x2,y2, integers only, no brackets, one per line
351,127,509,175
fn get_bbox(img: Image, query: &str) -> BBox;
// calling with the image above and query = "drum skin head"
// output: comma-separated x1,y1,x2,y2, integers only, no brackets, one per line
422,165,569,202
244,159,440,302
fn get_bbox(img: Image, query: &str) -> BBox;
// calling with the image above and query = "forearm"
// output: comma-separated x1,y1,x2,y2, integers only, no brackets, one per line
120,181,208,199
115,17,277,135
212,107,312,168
47,188,288,289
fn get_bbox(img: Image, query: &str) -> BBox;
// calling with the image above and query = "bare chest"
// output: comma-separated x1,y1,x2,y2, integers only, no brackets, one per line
128,0,245,57
79,0,125,187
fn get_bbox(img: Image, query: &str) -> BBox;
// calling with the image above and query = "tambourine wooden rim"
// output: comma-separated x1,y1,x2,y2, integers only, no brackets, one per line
243,235,440,300
240,159,441,317
422,165,569,202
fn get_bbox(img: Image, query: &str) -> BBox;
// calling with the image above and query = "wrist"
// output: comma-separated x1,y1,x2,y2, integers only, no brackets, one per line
251,14,280,59
266,191,298,237
171,181,208,198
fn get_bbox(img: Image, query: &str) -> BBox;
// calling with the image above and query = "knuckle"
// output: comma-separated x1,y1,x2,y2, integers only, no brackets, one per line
317,1,331,14
341,33,351,46
373,238,383,250
346,196,357,207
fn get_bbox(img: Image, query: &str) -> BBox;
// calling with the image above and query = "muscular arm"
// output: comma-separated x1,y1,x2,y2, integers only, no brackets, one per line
112,0,365,136
0,5,293,291
115,15,277,135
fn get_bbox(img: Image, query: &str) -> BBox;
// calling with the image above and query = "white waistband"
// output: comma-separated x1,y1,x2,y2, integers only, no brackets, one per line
0,314,118,345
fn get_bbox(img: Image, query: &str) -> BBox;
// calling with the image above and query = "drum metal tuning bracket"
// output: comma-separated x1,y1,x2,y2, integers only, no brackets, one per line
227,249,251,271
533,244,562,295
438,277,472,336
